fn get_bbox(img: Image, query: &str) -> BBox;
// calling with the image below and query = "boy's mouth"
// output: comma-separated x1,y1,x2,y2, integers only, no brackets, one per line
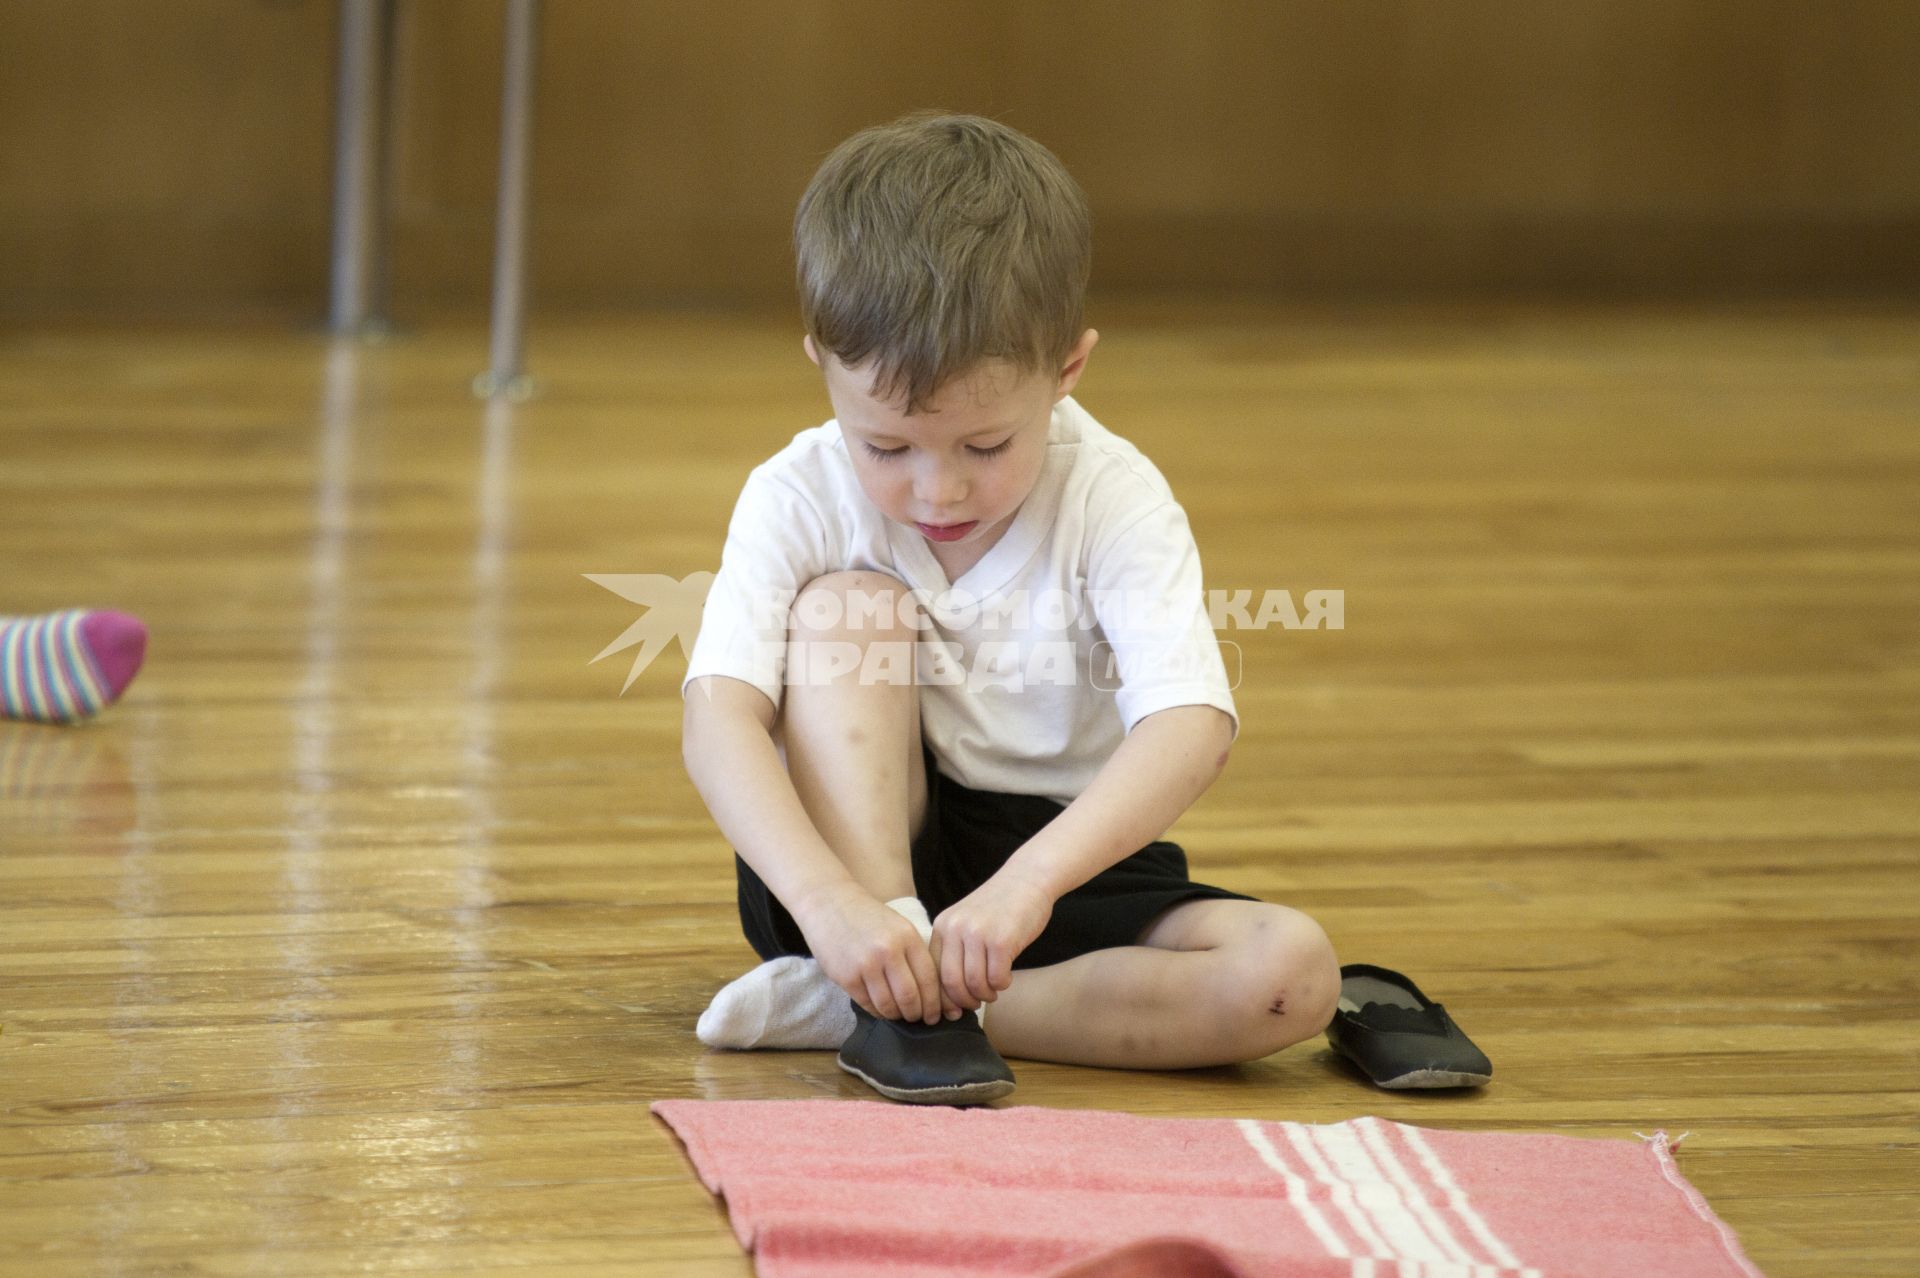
915,521,977,543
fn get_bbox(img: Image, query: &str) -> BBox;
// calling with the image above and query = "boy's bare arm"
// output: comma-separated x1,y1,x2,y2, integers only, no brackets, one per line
923,704,1235,1011
1001,704,1235,902
681,675,950,1023
680,675,859,916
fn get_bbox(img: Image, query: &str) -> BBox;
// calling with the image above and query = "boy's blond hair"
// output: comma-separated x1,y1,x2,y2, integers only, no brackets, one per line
794,111,1092,416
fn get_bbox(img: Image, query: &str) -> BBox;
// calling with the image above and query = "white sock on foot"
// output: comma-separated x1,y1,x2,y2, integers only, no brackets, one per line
695,897,946,1049
695,954,853,1049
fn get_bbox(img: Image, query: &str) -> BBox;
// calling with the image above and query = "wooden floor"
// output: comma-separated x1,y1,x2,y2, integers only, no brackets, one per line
1,301,1916,1276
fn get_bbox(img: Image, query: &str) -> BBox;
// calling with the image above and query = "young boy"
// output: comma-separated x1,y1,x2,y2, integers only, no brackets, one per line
682,112,1338,1105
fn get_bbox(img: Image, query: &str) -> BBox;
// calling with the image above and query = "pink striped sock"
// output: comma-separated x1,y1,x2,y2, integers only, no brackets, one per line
0,610,148,724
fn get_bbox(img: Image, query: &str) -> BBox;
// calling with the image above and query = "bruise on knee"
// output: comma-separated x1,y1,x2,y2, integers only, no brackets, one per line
1264,968,1321,1020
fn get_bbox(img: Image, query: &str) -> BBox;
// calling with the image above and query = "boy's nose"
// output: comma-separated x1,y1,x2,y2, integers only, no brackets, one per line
913,465,967,510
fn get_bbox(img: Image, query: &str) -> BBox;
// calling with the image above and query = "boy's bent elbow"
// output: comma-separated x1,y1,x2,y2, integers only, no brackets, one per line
1206,707,1236,777
679,682,709,773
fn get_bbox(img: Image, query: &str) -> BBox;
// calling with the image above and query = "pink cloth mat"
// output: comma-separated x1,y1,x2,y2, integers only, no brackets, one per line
651,1098,1768,1278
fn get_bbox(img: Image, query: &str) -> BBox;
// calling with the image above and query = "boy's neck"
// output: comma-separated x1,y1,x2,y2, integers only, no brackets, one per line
929,545,984,583
925,517,1010,583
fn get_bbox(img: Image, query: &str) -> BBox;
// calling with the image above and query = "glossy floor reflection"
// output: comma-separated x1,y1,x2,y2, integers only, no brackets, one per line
1,303,1917,1276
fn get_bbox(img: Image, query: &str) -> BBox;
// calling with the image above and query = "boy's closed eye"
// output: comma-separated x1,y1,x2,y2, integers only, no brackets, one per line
861,439,1014,462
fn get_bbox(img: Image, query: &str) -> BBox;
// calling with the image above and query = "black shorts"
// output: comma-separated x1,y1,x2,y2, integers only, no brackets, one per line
734,741,1261,970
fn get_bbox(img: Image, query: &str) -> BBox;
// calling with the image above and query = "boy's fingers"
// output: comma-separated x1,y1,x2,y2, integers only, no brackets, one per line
884,960,924,1023
906,941,943,1024
879,940,925,1020
934,959,963,1017
941,939,977,1010
925,932,943,1003
964,941,992,1005
831,968,869,1015
864,974,899,1021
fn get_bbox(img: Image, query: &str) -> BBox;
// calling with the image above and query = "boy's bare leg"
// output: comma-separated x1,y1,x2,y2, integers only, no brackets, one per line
695,571,935,1050
775,571,928,904
770,575,1015,1098
976,900,1341,1070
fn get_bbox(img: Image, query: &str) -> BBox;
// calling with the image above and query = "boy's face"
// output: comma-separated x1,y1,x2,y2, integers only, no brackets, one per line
806,329,1098,558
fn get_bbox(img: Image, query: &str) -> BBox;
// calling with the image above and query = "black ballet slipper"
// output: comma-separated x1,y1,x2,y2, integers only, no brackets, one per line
836,999,1016,1106
1325,964,1493,1089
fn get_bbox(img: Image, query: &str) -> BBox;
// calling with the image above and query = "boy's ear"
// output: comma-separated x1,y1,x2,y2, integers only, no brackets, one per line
803,334,822,368
1055,328,1099,400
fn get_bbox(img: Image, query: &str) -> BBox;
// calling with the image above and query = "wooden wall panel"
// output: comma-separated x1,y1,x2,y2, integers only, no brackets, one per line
0,0,337,314
3,0,1917,316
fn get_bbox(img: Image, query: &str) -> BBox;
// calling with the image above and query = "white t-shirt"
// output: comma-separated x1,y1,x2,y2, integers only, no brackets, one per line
681,395,1237,807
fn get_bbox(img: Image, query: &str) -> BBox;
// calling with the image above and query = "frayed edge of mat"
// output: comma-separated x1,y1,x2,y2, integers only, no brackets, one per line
1638,1130,1769,1278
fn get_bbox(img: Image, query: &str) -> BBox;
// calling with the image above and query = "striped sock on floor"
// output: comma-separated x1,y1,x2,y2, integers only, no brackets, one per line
0,610,148,724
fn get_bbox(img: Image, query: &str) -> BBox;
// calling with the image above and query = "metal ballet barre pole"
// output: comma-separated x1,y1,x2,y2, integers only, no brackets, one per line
327,0,389,335
474,0,542,399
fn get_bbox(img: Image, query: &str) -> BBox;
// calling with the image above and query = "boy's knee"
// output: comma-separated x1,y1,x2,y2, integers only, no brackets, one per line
790,571,918,640
1219,910,1341,1061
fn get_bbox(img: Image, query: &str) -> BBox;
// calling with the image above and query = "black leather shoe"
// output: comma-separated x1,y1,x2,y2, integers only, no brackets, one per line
1325,964,1492,1089
836,1000,1016,1105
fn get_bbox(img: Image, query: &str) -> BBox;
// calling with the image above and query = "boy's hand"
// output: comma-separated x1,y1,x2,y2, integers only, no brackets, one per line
930,870,1054,1014
791,881,950,1025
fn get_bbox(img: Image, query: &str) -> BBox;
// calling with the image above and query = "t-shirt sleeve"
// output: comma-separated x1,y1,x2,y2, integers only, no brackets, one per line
681,467,833,708
1086,498,1239,741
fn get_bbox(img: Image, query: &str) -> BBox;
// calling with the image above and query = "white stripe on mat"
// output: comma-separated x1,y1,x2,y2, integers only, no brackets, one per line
1394,1122,1536,1276
1239,1118,1542,1278
1309,1121,1462,1267
1351,1117,1483,1269
1235,1118,1352,1261
1282,1122,1396,1260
